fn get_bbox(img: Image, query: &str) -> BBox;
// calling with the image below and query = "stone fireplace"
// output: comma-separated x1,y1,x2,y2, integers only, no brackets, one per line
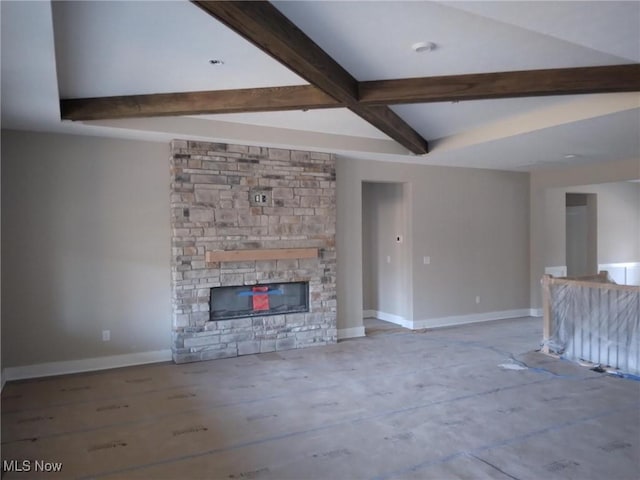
170,140,337,363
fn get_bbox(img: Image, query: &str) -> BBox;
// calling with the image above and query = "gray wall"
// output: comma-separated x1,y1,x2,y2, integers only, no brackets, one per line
530,158,640,308
540,182,639,269
362,182,408,317
1,129,537,367
337,157,530,331
1,130,171,367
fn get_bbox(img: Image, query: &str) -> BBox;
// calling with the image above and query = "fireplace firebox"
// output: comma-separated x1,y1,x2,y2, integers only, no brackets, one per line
210,282,309,321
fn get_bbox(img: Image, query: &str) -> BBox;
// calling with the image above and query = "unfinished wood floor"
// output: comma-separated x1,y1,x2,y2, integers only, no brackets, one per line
2,317,639,479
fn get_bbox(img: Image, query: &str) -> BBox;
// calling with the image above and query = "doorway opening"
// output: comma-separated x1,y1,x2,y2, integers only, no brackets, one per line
566,193,597,277
362,182,411,335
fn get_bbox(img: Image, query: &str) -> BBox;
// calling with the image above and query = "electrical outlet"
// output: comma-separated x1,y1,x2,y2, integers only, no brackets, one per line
423,256,431,265
475,296,481,304
249,189,271,206
102,330,111,342
386,255,391,264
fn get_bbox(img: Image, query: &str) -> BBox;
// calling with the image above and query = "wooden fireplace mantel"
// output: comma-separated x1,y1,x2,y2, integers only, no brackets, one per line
205,248,318,263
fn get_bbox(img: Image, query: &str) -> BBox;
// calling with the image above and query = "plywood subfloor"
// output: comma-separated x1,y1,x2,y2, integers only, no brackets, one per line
2,317,639,479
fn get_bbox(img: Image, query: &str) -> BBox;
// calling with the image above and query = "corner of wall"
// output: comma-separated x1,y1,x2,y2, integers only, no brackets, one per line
529,308,543,318
337,326,365,340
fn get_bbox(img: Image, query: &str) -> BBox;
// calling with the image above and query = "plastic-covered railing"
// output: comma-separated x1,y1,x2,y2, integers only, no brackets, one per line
541,272,640,376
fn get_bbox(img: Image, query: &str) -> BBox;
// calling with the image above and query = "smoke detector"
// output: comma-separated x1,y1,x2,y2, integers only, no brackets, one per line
411,41,437,53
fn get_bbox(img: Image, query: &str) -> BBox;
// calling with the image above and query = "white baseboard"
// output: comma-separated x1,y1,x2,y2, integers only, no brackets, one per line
337,326,366,340
365,308,535,330
3,349,173,382
366,310,413,328
413,309,534,329
529,308,543,317
363,310,377,319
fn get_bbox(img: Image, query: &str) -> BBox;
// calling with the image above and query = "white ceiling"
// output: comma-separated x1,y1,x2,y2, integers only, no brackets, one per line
1,0,639,172
273,0,635,79
51,1,306,97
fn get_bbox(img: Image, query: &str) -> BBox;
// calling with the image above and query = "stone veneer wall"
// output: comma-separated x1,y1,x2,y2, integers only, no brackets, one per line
170,140,337,363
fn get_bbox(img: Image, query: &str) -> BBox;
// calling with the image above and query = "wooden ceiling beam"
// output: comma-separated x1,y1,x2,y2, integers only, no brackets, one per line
61,64,640,130
359,64,640,105
60,0,638,157
61,85,339,121
192,0,428,154
193,1,357,105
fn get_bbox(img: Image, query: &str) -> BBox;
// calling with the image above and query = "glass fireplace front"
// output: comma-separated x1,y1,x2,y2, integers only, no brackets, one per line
210,282,309,321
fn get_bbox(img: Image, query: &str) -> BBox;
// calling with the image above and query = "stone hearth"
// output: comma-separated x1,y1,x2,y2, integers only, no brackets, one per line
170,140,337,363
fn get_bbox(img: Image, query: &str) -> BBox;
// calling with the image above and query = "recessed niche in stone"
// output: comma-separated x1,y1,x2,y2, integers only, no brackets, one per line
210,282,309,321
